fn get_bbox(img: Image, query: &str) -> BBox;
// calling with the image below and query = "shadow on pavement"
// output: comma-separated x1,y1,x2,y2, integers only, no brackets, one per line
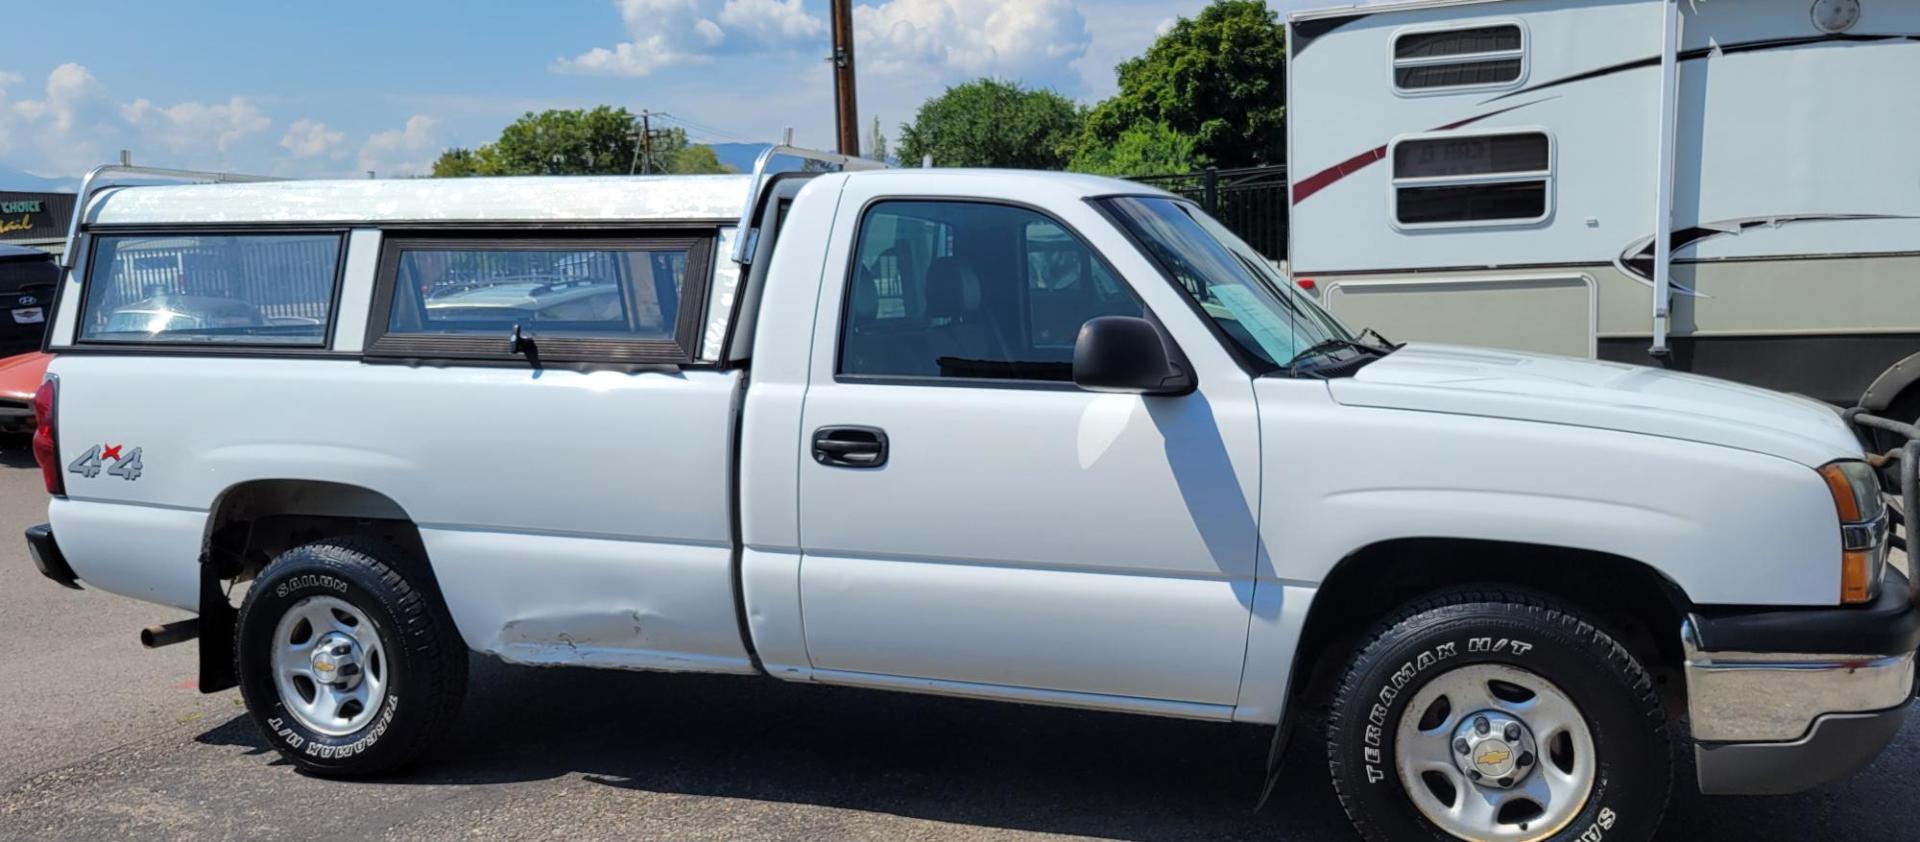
0,447,37,470
198,656,1344,841
195,655,1919,842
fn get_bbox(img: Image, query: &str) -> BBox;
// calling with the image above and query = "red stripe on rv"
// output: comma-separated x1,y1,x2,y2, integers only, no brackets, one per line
1290,100,1546,205
1291,146,1387,205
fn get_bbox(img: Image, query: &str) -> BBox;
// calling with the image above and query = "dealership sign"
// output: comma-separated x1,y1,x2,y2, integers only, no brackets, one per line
0,192,73,241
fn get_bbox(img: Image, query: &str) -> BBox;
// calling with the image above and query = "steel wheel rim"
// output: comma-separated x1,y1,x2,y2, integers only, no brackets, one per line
268,595,388,737
1394,663,1596,842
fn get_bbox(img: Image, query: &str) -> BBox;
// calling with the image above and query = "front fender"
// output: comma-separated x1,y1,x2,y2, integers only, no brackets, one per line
1257,382,1843,607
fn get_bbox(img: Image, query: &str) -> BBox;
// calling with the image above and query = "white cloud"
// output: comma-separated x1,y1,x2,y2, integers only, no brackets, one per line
720,0,824,41
555,0,739,76
281,118,348,159
120,95,272,155
7,63,127,174
855,0,1090,87
0,63,454,180
559,0,1096,96
358,114,440,177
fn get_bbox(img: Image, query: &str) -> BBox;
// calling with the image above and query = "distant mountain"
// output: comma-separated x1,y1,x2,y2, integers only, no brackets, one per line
709,143,773,174
0,166,78,193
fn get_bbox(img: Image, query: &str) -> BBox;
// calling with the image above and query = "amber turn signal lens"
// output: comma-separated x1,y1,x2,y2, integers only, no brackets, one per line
1820,463,1864,523
1842,550,1874,604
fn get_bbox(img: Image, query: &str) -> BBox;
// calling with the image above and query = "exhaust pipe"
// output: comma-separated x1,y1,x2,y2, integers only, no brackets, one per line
140,618,200,649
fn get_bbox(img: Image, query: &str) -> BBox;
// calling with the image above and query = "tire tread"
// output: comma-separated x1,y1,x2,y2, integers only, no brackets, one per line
234,536,466,777
1325,587,1671,842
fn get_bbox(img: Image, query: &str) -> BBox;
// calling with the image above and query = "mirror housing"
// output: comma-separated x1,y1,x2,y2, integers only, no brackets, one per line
1072,316,1194,395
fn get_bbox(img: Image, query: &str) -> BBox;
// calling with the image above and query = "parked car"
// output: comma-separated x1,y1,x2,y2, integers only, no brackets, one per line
0,244,56,357
0,351,51,445
24,160,1919,842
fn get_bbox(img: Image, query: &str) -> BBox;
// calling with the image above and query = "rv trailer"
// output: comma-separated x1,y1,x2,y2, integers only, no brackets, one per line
1286,0,1920,410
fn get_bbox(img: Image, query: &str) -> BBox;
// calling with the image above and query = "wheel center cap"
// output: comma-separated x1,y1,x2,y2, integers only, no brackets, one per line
1452,711,1538,788
309,632,364,690
1471,739,1517,777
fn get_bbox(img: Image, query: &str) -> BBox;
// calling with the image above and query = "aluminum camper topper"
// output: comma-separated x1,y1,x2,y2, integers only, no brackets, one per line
24,153,1920,842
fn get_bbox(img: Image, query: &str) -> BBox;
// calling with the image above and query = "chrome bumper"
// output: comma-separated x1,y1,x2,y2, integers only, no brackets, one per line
1682,619,1914,743
1683,615,1917,794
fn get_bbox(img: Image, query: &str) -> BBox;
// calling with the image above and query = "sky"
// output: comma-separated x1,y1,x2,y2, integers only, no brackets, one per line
0,0,1332,186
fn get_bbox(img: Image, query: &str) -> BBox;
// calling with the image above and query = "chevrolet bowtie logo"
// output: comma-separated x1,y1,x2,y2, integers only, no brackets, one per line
314,662,336,673
1476,747,1512,767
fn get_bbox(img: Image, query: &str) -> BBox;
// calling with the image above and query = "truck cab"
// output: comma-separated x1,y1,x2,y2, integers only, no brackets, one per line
25,156,1919,842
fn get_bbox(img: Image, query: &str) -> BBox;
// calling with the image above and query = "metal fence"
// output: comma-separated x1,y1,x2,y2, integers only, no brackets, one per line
1131,165,1290,260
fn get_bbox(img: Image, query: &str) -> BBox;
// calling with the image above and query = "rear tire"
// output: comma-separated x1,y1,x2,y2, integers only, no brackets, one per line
235,537,466,777
1326,589,1671,842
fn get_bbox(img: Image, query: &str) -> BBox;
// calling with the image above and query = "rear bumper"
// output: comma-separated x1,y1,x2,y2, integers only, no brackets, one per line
25,522,82,590
1684,569,1918,795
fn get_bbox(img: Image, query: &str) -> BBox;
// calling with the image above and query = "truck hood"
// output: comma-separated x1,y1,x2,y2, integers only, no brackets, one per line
1326,343,1862,467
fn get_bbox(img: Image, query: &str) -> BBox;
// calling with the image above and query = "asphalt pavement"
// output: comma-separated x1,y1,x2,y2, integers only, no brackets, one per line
0,455,1915,841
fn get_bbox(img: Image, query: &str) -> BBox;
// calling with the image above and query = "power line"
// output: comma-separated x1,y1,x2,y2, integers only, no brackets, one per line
627,110,676,175
651,113,761,145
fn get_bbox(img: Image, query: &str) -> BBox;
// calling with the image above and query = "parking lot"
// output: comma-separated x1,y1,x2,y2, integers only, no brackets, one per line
0,456,1911,842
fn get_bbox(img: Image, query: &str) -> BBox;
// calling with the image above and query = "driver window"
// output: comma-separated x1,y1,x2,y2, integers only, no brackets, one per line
840,201,1143,382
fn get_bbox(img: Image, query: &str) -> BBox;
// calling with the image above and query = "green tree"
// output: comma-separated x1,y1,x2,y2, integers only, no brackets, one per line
430,147,486,178
1083,0,1287,168
897,79,1083,170
660,141,731,174
487,106,643,174
430,107,732,176
1069,121,1199,177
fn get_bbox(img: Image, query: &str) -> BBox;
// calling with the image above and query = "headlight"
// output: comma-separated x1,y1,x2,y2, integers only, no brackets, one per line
1819,461,1889,604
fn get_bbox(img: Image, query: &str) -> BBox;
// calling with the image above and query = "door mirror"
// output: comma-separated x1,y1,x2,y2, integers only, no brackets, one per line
1072,316,1193,395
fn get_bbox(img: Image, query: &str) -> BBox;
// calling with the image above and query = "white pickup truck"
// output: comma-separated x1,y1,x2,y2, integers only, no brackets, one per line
24,154,1919,842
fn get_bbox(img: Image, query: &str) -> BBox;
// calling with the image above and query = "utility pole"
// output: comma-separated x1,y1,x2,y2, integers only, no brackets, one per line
629,110,673,175
829,0,859,157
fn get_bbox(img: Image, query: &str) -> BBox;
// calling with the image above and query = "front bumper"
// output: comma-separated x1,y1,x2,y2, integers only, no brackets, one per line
1683,568,1918,795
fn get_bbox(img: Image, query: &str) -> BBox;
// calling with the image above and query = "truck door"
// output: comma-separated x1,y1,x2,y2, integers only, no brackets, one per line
795,188,1263,711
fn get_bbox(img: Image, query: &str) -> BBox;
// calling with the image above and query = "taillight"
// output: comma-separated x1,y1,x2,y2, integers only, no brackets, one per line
32,376,60,495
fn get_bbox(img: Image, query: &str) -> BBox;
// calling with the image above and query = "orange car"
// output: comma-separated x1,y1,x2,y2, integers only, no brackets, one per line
0,351,50,444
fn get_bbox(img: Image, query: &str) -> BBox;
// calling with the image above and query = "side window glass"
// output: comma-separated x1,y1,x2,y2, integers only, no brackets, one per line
840,201,1144,382
80,233,341,346
1391,132,1552,226
369,235,714,364
1393,23,1526,92
387,246,686,339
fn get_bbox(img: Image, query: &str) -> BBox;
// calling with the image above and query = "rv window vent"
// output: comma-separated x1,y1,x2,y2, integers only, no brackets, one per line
1391,132,1552,227
1393,24,1525,92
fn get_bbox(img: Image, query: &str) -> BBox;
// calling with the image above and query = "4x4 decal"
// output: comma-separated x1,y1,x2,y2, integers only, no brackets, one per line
68,444,143,481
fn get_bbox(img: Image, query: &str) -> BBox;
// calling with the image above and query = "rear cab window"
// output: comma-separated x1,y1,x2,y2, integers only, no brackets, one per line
78,233,343,347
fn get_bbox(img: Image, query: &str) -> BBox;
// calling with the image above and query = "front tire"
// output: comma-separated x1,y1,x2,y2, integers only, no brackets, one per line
1326,589,1671,842
235,538,466,777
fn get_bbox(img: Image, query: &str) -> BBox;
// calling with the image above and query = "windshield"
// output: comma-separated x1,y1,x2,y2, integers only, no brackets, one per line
1099,196,1352,372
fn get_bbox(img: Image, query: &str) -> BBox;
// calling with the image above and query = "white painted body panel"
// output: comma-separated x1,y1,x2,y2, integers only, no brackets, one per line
39,169,1867,733
793,172,1264,710
1335,343,1862,467
48,354,753,672
1258,376,1846,608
